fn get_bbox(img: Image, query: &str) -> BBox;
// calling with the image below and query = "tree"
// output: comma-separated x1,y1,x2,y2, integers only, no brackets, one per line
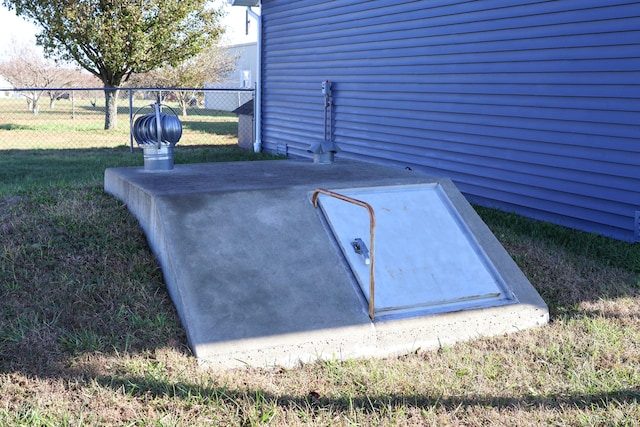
0,42,62,113
130,45,236,116
3,0,225,129
46,67,84,109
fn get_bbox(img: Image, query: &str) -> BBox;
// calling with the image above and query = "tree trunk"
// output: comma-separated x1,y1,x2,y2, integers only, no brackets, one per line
104,87,119,130
30,97,40,114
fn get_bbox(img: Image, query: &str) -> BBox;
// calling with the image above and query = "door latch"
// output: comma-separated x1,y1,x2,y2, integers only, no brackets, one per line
351,238,370,265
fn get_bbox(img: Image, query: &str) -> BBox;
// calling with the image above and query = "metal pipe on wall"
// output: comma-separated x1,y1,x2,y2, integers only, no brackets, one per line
247,6,262,153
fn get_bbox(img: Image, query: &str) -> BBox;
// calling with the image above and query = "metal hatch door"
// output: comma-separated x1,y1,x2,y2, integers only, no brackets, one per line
313,183,513,320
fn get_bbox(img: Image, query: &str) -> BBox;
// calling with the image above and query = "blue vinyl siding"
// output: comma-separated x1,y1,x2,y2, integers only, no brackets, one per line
260,0,640,242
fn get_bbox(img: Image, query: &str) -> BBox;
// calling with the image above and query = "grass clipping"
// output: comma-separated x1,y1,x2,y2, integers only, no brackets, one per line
1,173,640,425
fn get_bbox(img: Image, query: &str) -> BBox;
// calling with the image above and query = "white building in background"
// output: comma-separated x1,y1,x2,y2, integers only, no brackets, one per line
204,42,257,111
222,42,258,89
0,74,14,97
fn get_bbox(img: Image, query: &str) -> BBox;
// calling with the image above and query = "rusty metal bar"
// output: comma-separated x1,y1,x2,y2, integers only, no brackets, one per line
312,188,377,320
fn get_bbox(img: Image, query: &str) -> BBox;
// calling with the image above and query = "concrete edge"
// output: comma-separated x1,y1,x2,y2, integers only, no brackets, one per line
438,178,549,314
104,169,199,352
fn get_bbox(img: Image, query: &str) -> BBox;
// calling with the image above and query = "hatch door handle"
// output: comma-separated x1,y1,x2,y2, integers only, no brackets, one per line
351,238,371,265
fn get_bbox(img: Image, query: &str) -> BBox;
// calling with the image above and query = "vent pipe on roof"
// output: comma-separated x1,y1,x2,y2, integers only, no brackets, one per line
307,80,338,163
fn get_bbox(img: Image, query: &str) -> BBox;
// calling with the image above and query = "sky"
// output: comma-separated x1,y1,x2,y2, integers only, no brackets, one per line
0,5,39,53
0,1,257,55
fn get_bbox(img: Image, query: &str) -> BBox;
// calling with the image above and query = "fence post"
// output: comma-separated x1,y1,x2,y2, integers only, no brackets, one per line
129,89,134,153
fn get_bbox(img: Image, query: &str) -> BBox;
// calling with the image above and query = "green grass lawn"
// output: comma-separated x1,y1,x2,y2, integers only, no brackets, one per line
0,146,639,426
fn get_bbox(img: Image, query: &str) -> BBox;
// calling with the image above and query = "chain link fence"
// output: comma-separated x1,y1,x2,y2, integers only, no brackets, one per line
0,87,254,150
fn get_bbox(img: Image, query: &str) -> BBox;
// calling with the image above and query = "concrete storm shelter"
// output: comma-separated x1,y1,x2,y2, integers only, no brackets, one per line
105,160,548,368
